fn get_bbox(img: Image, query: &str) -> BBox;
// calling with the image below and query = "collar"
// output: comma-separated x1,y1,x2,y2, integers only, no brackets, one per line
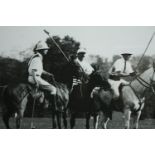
37,53,43,61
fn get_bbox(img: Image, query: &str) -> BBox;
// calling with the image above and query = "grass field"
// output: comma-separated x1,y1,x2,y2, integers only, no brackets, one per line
0,112,155,129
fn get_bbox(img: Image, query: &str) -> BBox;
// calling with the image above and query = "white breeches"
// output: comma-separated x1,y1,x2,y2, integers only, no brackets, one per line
28,76,57,95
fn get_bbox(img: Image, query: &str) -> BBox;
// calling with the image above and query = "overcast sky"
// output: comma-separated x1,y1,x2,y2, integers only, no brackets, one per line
0,26,155,60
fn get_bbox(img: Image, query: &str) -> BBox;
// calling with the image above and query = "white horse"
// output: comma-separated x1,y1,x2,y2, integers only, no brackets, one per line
95,63,155,129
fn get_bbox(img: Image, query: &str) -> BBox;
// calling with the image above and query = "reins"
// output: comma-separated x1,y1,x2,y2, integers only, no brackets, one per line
136,76,151,89
126,67,155,112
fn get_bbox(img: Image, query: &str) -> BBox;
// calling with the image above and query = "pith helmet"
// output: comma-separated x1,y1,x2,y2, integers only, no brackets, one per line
121,52,132,57
34,41,49,51
77,48,87,55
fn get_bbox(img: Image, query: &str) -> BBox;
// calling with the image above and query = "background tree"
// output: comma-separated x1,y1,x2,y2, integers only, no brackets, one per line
0,57,27,84
44,35,80,81
131,55,152,73
91,55,111,79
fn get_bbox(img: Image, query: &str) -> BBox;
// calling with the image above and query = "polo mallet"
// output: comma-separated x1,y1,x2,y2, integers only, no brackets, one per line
43,29,69,62
30,87,38,129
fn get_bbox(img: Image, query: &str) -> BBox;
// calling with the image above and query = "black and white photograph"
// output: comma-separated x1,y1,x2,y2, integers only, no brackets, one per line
0,26,155,129
1,1,155,155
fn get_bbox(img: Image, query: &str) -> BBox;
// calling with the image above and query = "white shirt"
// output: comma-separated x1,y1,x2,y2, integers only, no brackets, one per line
76,58,94,75
28,53,43,76
109,58,133,75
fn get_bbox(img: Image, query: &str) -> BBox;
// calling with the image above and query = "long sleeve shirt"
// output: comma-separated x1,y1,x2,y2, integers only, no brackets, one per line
109,58,133,75
28,53,43,76
76,58,94,75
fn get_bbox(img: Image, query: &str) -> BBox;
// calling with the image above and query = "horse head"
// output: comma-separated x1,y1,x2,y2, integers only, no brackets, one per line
149,61,155,83
58,59,84,90
89,71,111,90
149,61,155,93
70,60,85,78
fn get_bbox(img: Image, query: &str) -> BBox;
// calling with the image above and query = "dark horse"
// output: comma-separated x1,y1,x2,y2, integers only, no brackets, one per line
50,61,79,129
0,60,79,129
0,83,37,129
69,71,111,129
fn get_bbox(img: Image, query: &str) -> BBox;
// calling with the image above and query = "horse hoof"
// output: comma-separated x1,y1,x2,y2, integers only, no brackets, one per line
31,126,36,129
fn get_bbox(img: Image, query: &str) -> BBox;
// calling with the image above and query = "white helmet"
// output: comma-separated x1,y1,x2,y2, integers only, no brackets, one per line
121,52,132,57
34,40,49,51
77,48,87,55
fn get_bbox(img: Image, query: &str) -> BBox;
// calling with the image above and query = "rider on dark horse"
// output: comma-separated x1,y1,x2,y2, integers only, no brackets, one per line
28,40,57,110
72,48,94,88
69,48,95,109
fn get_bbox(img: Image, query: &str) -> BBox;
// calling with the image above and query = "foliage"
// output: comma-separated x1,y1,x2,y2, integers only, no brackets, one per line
0,57,27,84
44,35,80,81
91,55,111,79
131,55,152,73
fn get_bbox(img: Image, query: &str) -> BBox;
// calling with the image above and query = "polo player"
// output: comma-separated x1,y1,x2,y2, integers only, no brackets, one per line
28,40,57,109
71,48,94,87
108,52,136,99
76,48,94,76
69,48,94,98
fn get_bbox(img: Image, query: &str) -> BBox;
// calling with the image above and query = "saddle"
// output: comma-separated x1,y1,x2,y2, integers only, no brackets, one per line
27,83,45,103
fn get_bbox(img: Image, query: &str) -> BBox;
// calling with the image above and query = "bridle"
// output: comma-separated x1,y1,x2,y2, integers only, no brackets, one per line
150,67,155,95
132,67,155,96
125,67,155,112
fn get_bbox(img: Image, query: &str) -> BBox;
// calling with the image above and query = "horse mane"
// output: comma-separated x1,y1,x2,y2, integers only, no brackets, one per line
89,71,111,90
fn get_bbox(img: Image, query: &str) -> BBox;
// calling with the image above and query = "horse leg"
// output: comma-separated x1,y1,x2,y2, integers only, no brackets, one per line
124,109,131,129
70,112,76,129
62,111,67,129
2,112,11,129
52,111,57,129
16,114,21,129
86,112,90,129
16,96,28,129
101,116,110,129
16,110,24,129
93,114,99,129
56,111,62,129
133,111,141,129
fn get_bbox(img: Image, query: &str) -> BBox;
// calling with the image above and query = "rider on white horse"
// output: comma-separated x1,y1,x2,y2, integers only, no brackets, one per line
108,52,136,99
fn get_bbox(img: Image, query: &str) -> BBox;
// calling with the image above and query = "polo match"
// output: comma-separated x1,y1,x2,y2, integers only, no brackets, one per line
0,26,155,129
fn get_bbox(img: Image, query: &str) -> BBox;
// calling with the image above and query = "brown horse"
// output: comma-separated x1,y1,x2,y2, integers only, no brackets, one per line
0,60,79,129
93,63,155,129
1,83,45,129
